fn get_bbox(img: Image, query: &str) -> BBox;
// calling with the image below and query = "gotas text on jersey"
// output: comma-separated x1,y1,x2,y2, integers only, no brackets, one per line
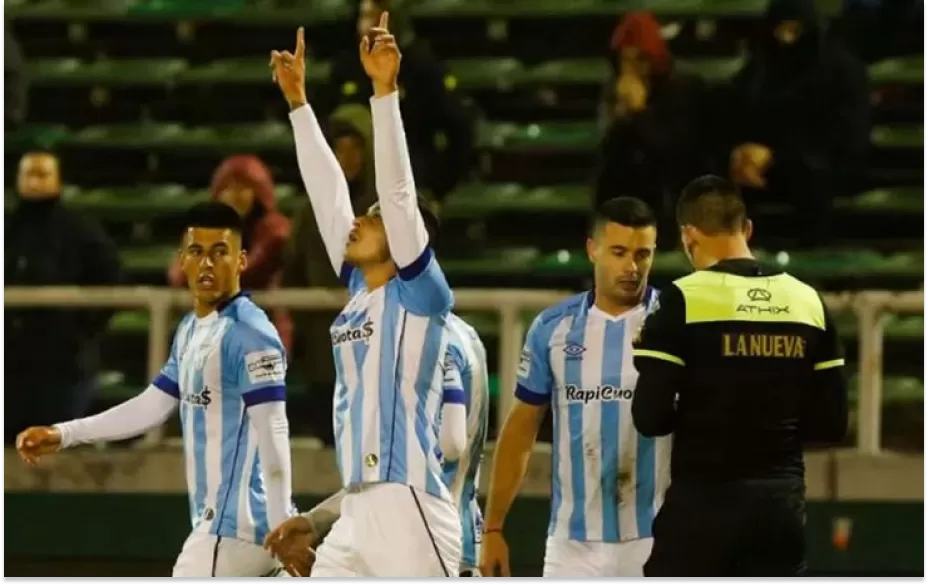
331,320,375,346
564,384,634,404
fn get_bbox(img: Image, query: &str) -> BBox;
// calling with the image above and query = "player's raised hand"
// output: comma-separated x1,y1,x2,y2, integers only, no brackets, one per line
359,11,401,95
479,531,512,577
16,426,63,466
264,515,316,576
269,26,308,109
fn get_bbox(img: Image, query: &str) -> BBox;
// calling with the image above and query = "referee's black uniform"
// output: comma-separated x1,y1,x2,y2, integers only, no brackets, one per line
631,258,848,576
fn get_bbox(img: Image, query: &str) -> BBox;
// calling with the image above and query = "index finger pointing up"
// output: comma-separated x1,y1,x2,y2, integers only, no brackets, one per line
295,26,305,59
378,11,389,31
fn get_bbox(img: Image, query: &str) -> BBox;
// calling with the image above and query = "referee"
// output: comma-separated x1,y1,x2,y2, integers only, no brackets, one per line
630,175,848,576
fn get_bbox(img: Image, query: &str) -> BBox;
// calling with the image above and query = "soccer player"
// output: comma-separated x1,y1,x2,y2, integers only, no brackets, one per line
631,175,848,576
268,17,460,577
479,197,672,577
263,314,489,578
16,202,294,577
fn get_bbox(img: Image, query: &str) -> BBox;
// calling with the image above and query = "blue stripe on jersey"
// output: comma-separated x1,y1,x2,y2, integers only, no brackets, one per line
217,366,248,536
636,435,656,537
548,398,563,536
192,362,207,521
350,334,369,484
412,318,444,495
250,457,269,543
565,313,588,541
600,319,625,542
377,297,402,483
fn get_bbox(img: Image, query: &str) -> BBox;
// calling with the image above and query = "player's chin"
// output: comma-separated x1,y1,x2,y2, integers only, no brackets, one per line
194,288,225,305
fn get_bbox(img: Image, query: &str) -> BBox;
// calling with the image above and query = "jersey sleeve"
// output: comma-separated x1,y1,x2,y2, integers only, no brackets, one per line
395,248,454,317
442,346,467,406
513,314,555,406
633,284,687,368
812,295,846,371
223,324,288,407
152,322,185,399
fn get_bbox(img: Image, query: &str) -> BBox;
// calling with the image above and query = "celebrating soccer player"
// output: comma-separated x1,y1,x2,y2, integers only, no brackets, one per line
268,16,461,577
480,197,671,577
16,202,294,577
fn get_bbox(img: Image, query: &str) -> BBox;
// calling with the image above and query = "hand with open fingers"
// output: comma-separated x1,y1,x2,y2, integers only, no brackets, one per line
16,426,63,467
359,11,401,94
479,531,512,577
264,515,316,576
269,26,308,109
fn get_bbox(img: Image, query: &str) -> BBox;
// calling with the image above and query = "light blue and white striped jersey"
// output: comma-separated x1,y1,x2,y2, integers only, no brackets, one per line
152,294,290,545
332,251,454,501
514,288,671,543
441,314,490,569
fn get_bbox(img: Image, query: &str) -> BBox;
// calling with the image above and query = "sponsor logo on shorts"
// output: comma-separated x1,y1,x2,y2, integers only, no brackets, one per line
245,350,285,385
564,384,634,403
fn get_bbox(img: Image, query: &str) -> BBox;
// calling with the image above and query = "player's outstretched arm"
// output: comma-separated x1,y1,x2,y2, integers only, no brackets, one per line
272,27,355,278
440,349,468,463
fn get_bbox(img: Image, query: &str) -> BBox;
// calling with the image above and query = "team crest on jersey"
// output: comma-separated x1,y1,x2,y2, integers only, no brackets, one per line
563,343,586,359
245,350,285,384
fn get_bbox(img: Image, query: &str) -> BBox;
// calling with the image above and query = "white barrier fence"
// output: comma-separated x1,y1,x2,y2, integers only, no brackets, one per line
4,287,923,455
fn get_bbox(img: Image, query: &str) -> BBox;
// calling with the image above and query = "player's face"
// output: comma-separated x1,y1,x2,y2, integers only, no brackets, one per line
217,181,256,218
587,222,656,307
17,153,61,200
334,135,364,182
357,0,383,38
180,227,247,306
344,203,390,265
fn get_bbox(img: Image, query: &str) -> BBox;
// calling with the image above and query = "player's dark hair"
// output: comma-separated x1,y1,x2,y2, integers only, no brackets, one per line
676,175,748,235
591,196,657,235
184,201,245,235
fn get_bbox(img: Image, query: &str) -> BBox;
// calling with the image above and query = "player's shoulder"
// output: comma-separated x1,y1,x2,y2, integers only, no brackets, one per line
221,295,284,351
533,292,590,329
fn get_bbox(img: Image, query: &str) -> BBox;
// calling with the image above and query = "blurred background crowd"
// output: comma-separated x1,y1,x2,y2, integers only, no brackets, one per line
3,0,923,451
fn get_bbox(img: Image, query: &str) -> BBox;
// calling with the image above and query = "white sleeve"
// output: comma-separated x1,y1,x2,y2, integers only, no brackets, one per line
301,489,345,540
370,91,430,269
289,104,356,275
248,401,294,531
439,402,467,463
54,385,177,448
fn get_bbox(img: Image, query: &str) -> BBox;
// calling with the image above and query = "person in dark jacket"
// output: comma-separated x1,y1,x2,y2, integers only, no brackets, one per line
5,19,27,129
593,12,712,244
325,0,475,199
281,104,377,445
720,0,870,247
168,155,293,351
5,152,121,443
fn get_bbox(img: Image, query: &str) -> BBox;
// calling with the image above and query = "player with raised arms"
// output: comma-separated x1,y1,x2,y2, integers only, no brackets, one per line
266,16,461,577
480,197,672,577
16,201,294,577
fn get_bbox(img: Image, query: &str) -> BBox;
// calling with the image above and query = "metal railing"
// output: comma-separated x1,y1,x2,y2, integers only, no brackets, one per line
4,286,923,454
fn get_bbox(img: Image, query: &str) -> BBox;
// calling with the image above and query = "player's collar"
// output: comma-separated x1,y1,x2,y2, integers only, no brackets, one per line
217,290,250,314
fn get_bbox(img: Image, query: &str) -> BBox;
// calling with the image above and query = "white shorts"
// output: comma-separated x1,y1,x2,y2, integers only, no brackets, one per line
311,482,462,577
172,531,281,577
543,535,654,577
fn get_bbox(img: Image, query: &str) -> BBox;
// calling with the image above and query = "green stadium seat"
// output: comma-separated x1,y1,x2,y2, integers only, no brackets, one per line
178,58,332,86
523,59,609,86
69,184,206,220
6,0,132,20
534,249,589,276
121,246,176,272
835,187,924,215
30,58,188,87
411,0,771,18
67,122,295,152
676,56,745,82
5,124,72,151
479,121,599,152
871,125,923,149
442,248,540,276
446,58,525,91
868,56,925,86
442,182,589,217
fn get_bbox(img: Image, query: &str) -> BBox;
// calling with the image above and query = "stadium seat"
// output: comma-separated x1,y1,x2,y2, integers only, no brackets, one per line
30,57,188,87
178,58,332,86
676,56,745,82
478,120,599,152
871,125,924,149
523,59,610,87
835,187,924,215
868,56,924,86
446,58,525,91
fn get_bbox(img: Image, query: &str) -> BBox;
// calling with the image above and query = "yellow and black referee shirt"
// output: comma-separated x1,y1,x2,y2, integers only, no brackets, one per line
631,258,848,482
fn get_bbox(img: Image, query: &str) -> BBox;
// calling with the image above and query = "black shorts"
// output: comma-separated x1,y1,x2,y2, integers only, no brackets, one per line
645,479,807,577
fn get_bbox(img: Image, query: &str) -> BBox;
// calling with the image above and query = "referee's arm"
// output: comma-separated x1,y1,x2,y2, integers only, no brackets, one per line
632,285,688,437
802,296,849,444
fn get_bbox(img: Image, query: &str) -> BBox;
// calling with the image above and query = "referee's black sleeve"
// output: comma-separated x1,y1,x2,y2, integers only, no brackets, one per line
632,284,687,437
801,296,849,444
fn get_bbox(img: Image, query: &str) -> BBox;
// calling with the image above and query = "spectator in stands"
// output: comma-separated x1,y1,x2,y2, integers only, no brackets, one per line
167,155,292,349
593,12,712,245
718,0,870,247
281,104,378,446
325,0,476,199
5,152,120,444
5,19,28,129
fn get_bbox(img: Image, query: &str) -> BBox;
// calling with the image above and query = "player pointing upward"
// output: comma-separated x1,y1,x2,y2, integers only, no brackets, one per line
481,198,672,577
268,17,461,577
17,202,294,577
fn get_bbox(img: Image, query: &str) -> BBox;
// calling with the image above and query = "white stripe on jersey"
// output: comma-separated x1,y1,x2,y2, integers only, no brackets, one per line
516,289,671,543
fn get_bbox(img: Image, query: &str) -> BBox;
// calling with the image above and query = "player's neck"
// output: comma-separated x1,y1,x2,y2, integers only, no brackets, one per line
194,287,241,318
593,293,638,318
360,262,396,291
696,238,754,270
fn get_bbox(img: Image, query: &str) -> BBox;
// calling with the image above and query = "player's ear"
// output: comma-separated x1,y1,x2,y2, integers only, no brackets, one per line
585,236,598,264
238,250,248,274
743,218,753,243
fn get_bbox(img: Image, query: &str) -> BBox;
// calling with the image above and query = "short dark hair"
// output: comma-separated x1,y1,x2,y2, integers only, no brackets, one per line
676,175,747,235
591,196,657,235
184,201,245,235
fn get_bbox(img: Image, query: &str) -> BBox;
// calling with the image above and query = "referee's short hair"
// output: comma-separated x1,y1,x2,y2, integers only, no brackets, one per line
677,175,748,235
184,201,245,236
591,196,657,236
